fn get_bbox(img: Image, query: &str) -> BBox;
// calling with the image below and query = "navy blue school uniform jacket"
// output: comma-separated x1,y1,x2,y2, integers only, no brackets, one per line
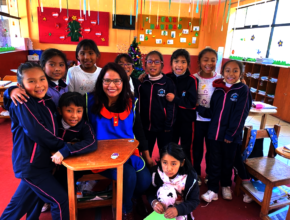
148,165,200,220
197,78,252,144
166,70,198,122
58,117,97,154
138,74,176,132
3,91,73,179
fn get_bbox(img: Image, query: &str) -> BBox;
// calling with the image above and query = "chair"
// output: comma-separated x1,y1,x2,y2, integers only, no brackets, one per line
3,75,17,82
235,125,290,220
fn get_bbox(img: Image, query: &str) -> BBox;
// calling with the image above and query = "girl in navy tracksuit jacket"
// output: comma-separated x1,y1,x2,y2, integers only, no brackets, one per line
197,60,252,203
1,64,96,220
138,51,176,156
148,143,199,220
166,49,198,161
8,48,69,108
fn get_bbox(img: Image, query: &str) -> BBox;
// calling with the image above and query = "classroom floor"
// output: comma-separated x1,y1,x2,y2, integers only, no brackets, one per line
0,114,289,220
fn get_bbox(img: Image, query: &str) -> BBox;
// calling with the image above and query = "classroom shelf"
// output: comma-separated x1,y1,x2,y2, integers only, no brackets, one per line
242,62,290,123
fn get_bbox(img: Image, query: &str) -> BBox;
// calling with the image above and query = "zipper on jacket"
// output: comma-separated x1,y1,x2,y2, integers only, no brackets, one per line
185,179,196,200
62,130,66,139
149,83,153,130
45,106,56,135
215,91,227,140
30,143,37,163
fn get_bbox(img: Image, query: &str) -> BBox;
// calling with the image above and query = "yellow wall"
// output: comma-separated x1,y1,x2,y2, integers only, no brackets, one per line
22,0,260,55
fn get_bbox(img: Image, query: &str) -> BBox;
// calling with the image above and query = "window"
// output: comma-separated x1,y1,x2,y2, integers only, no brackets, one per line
0,0,21,51
225,0,290,65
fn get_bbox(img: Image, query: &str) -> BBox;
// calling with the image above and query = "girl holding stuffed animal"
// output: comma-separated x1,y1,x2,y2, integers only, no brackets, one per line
196,60,252,203
148,142,199,220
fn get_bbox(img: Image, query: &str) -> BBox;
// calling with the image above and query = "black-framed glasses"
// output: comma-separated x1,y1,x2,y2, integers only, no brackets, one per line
145,60,163,65
103,79,122,85
118,63,133,68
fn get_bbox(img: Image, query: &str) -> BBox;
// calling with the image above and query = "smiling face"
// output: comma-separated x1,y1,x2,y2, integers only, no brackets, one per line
77,46,97,72
44,55,66,81
102,70,123,104
118,57,134,78
223,61,241,84
171,55,188,75
161,154,184,179
145,53,163,77
22,67,48,99
199,52,217,75
60,104,83,127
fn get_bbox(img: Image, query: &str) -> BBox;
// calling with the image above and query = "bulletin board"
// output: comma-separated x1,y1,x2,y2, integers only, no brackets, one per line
37,7,109,46
137,15,200,48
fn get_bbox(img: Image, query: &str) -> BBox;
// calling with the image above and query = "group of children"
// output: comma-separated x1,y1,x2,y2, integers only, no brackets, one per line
1,38,252,220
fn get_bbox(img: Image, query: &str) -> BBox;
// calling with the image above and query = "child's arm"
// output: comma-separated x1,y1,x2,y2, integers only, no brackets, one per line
9,97,72,153
174,176,200,216
196,105,212,118
224,87,252,142
164,81,176,131
66,68,75,92
3,86,29,107
64,121,98,155
169,76,198,109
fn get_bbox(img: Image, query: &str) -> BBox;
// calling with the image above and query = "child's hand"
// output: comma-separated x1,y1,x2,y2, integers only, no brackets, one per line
164,207,178,219
138,73,147,82
152,200,165,214
166,93,175,102
224,139,232,144
51,151,64,165
146,157,155,168
11,88,29,106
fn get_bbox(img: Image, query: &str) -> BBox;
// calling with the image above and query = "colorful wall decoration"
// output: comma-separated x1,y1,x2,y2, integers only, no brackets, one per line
37,7,109,46
137,15,200,48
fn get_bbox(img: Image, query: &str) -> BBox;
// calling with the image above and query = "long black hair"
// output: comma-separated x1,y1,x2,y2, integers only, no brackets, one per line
40,48,68,70
221,60,244,78
17,62,44,86
157,142,193,175
91,62,134,115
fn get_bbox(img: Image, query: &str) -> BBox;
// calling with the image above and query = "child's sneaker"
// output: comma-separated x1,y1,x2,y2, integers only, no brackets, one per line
243,194,253,203
201,190,218,202
222,187,232,200
204,175,208,184
198,176,202,186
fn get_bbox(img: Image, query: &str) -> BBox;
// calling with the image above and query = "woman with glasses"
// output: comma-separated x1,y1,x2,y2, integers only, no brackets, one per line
85,62,152,220
138,51,176,156
114,53,140,96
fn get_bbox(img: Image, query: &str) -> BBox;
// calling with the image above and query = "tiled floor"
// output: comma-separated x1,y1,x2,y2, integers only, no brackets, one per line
245,115,290,165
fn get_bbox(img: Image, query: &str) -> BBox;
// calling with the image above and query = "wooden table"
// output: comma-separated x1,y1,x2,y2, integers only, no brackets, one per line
249,108,277,129
62,139,139,220
275,145,290,159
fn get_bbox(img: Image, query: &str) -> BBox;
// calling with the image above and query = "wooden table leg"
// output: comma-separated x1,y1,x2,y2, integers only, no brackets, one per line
260,183,273,218
260,114,267,129
67,168,77,220
116,165,123,220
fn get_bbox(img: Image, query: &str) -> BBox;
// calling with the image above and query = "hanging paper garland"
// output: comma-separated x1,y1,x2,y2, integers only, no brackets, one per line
140,0,143,29
97,0,99,24
190,0,194,31
130,0,133,25
84,0,86,19
38,0,41,14
149,0,152,23
80,0,82,18
40,0,43,12
66,0,69,18
178,0,181,26
215,0,221,29
208,4,212,33
88,0,90,17
59,0,62,12
157,1,159,26
29,0,33,22
204,0,209,26
221,0,228,31
143,0,146,27
199,0,203,27
196,0,199,13
226,0,232,23
136,0,139,23
189,0,191,15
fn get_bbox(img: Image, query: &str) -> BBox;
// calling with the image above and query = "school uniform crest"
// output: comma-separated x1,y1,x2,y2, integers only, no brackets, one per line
230,93,239,102
182,91,186,96
157,89,166,97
